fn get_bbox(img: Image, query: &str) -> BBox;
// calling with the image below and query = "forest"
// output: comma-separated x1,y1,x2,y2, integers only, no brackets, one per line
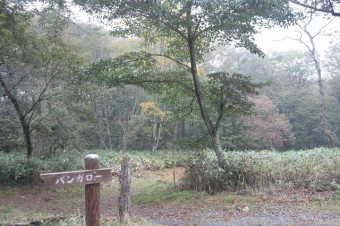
1,0,339,156
0,0,339,225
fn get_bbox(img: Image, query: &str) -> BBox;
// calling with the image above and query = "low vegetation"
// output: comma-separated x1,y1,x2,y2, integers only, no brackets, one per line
0,150,191,185
1,148,339,195
182,148,340,194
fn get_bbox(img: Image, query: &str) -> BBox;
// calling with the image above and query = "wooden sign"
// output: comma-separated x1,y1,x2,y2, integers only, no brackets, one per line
40,168,112,187
40,154,112,226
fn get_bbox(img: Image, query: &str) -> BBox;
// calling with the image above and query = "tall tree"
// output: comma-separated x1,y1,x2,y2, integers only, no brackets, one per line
75,0,296,166
0,3,80,157
325,42,340,140
286,13,340,147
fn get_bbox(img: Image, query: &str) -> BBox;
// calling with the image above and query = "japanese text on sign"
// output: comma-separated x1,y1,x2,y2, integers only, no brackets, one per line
55,172,103,185
40,168,112,187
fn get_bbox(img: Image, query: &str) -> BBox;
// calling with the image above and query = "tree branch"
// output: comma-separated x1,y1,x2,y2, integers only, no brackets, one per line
133,7,188,40
289,0,340,16
118,78,194,93
214,86,225,134
151,53,191,69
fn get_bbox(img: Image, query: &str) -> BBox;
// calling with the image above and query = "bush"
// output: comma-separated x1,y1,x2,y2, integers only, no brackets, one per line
182,148,340,194
0,153,43,185
0,149,192,185
92,150,192,173
43,151,84,172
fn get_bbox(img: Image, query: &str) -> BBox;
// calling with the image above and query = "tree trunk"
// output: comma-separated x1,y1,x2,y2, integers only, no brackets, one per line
0,73,33,158
118,155,132,224
104,106,113,151
309,37,340,147
22,120,33,158
152,121,161,151
186,3,226,166
212,134,226,166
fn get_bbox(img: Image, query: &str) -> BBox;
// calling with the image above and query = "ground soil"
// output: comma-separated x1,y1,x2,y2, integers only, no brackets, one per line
0,168,339,226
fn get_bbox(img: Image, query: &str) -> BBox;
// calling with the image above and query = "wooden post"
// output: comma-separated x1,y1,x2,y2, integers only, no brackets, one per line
85,154,101,226
41,155,112,226
118,154,132,223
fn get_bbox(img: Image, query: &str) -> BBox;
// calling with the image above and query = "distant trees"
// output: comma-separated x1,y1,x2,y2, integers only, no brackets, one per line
287,13,340,146
326,42,340,104
204,45,339,149
1,1,339,157
244,95,295,150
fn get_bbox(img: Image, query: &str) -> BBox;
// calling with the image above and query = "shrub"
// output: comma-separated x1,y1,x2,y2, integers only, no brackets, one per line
94,150,192,172
0,153,43,185
43,151,84,172
0,149,192,185
182,148,340,194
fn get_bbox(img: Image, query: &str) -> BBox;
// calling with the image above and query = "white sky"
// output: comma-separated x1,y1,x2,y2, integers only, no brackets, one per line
255,17,340,54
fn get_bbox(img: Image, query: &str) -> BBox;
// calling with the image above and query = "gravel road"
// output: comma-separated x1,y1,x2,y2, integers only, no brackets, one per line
135,205,340,226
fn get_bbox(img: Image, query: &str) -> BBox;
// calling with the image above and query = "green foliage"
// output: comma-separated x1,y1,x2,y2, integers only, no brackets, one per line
206,72,264,116
133,179,198,205
0,153,42,184
0,1,83,157
42,151,84,173
92,149,192,173
0,150,192,184
182,148,340,194
75,0,297,58
73,0,300,165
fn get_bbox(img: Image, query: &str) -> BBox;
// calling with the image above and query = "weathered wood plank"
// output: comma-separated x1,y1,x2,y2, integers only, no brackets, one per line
40,168,112,187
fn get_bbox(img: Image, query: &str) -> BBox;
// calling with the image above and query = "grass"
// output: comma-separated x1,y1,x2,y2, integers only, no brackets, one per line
221,193,259,205
0,205,56,225
183,147,340,193
133,179,201,205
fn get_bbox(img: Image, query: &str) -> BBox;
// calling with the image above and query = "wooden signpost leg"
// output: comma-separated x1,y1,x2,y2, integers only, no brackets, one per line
85,154,101,226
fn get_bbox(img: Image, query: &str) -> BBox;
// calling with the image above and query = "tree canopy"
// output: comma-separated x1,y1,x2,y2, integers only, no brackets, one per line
0,1,81,157
74,0,298,166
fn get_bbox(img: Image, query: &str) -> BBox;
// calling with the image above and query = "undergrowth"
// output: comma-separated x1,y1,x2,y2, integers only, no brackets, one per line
0,150,191,185
182,148,340,194
1,148,339,193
